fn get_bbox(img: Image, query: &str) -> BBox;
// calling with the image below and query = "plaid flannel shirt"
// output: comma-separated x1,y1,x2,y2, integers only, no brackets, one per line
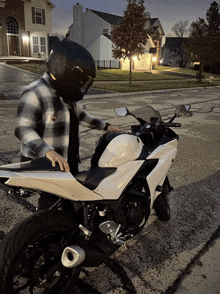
15,72,106,160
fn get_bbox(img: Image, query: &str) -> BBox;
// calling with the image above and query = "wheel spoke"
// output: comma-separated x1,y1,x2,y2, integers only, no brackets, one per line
13,277,33,293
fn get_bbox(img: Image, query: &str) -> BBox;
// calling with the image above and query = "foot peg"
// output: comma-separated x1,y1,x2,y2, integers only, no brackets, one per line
99,221,125,244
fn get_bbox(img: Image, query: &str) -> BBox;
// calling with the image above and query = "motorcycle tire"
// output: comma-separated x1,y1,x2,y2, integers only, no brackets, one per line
0,210,81,294
153,192,170,222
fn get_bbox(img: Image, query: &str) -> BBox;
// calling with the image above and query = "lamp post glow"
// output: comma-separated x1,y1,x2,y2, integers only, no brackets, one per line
22,35,29,57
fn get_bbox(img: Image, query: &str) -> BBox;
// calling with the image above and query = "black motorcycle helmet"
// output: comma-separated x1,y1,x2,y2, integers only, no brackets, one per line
46,38,96,105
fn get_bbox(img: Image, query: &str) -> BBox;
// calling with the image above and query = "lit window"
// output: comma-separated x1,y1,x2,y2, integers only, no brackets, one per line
32,36,47,54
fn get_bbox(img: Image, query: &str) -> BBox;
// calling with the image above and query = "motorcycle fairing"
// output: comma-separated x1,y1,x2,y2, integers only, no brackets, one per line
0,161,144,202
146,139,178,207
0,139,177,203
98,134,143,168
94,160,145,200
0,170,104,201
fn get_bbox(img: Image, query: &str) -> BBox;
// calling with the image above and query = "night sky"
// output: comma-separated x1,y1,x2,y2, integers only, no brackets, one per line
51,0,215,36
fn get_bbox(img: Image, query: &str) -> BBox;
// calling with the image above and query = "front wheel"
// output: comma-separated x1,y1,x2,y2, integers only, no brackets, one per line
0,210,81,294
153,177,171,222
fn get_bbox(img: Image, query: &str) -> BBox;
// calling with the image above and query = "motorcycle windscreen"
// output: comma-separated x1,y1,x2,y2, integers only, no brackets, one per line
98,134,143,168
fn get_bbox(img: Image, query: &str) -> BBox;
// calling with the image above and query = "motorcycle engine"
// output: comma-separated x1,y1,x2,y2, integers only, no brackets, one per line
114,198,149,233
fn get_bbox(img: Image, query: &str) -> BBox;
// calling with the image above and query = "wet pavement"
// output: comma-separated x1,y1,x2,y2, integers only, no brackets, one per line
0,62,220,293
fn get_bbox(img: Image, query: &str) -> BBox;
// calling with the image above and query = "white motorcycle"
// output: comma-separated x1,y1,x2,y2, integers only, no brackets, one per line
0,104,190,294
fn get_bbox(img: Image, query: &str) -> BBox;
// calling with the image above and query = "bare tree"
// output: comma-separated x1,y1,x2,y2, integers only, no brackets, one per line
172,20,189,37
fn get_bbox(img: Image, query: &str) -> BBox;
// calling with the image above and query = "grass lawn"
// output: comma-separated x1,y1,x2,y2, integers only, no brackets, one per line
93,80,220,93
10,62,47,76
95,69,182,81
154,65,220,79
10,62,220,93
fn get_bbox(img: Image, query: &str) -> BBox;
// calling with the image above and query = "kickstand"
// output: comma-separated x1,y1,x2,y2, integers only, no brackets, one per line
104,257,137,294
60,267,101,294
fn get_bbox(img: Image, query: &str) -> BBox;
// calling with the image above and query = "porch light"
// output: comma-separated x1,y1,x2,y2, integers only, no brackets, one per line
22,35,29,42
153,57,157,62
132,56,137,61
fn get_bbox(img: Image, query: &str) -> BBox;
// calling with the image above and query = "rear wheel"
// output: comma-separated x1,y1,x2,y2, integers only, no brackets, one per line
0,210,81,294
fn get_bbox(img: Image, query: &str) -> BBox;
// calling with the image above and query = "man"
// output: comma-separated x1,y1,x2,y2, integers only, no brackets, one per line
15,39,122,209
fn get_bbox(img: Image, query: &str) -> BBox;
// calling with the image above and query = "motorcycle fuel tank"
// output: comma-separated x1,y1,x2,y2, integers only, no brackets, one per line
98,134,143,168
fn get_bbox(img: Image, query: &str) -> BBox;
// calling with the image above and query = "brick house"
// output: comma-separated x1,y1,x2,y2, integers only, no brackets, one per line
68,3,165,71
0,0,54,58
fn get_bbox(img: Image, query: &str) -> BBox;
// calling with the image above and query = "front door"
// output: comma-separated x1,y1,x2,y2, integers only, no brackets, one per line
8,35,20,56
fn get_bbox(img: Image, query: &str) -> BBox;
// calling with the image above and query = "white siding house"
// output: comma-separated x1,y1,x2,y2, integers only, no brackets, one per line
24,0,54,58
68,3,165,71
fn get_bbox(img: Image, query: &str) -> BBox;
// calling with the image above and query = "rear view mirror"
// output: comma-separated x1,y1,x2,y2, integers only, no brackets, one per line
175,105,191,117
115,107,128,117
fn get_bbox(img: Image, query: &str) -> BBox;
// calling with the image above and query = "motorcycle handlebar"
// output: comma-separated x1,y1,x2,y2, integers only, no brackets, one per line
132,122,181,135
160,122,181,127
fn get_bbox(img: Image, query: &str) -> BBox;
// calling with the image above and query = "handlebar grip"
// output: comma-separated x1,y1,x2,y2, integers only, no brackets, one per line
161,122,181,127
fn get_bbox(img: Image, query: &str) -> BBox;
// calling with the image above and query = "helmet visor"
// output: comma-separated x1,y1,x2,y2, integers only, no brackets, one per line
80,77,94,94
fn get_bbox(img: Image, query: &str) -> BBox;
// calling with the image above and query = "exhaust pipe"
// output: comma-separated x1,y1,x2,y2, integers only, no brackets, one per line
61,245,85,268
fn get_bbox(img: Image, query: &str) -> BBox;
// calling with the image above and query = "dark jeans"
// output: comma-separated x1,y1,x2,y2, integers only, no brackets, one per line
20,155,78,210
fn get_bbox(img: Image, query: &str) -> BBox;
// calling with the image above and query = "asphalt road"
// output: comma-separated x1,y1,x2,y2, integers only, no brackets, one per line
0,63,220,293
0,63,112,100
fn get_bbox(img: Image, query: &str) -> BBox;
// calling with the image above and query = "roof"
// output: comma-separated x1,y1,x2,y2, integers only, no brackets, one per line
103,34,112,41
150,18,158,26
23,0,55,7
89,9,122,25
88,9,165,35
165,37,189,48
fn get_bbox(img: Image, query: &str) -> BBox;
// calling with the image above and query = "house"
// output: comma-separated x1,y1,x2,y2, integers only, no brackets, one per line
163,37,190,68
68,3,165,71
0,0,54,58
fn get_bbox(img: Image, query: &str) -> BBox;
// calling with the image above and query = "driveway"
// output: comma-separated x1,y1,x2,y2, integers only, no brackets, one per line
0,68,220,293
0,63,112,100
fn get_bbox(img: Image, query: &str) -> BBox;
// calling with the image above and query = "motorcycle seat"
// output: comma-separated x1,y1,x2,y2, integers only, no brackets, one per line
0,157,60,172
75,166,116,190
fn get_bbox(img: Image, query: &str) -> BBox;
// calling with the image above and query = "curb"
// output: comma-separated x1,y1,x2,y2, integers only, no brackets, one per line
84,85,220,99
1,85,220,103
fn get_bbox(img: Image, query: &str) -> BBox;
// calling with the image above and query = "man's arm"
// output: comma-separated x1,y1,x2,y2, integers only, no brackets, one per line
77,104,123,132
15,91,54,158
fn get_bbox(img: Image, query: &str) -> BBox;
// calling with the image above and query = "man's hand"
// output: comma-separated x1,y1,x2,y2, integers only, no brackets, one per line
107,125,123,132
46,150,70,172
